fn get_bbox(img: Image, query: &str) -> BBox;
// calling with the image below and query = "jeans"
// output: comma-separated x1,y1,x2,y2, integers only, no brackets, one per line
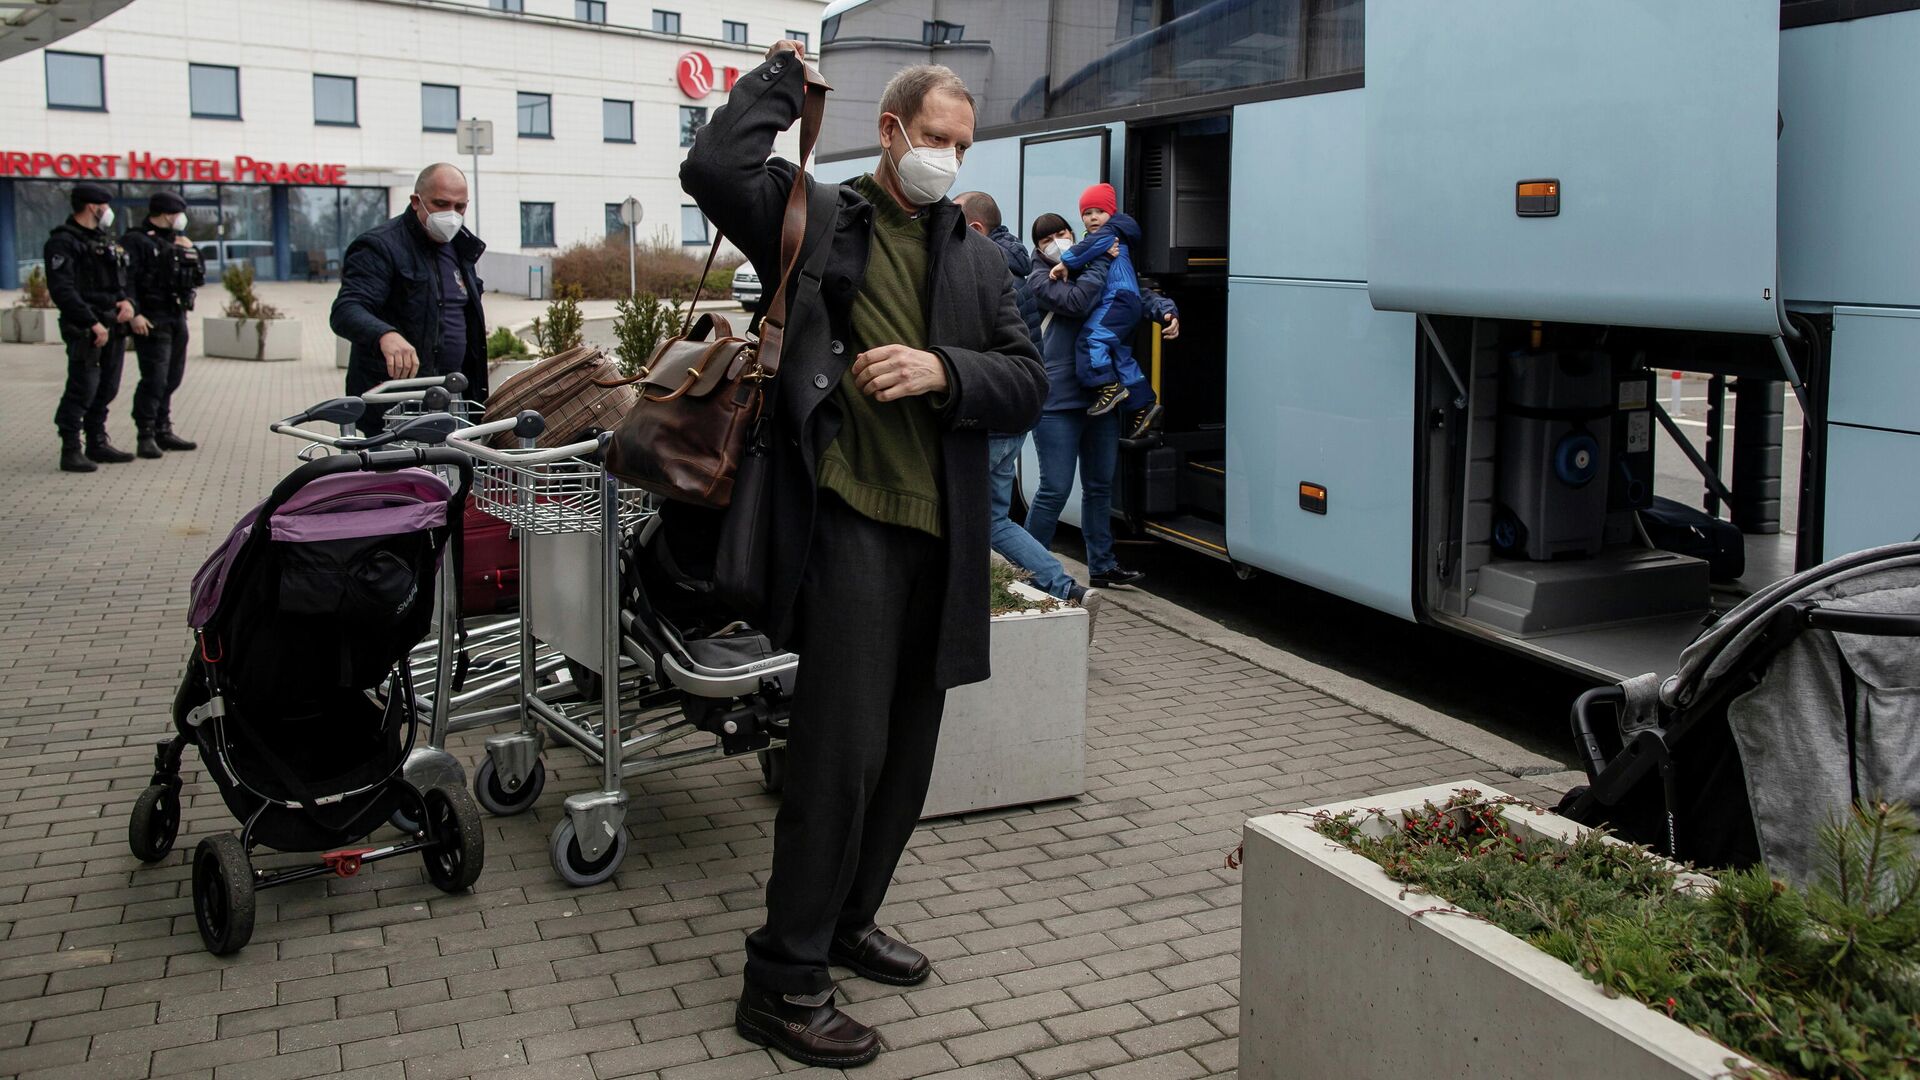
987,435,1079,601
1024,408,1121,576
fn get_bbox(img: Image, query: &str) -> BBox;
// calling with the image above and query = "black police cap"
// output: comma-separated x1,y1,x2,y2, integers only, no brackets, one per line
70,182,114,210
148,191,187,215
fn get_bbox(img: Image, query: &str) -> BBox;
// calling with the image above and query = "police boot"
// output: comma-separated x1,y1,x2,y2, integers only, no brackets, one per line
85,435,135,464
137,431,163,459
155,428,197,452
60,437,97,474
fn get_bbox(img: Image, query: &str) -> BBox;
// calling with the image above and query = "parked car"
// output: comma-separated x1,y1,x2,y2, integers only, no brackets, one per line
731,264,761,307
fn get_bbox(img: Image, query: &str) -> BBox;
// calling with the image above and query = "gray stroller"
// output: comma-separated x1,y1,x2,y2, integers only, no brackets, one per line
1559,541,1920,883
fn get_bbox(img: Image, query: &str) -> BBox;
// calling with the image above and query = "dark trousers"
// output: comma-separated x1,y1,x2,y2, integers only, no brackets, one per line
744,493,948,996
131,311,190,432
54,330,127,440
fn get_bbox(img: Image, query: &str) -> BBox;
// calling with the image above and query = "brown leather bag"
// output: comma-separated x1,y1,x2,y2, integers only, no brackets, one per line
601,59,829,508
481,344,637,449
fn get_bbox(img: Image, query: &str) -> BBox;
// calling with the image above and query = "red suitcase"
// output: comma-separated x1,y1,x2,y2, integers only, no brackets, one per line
460,504,519,616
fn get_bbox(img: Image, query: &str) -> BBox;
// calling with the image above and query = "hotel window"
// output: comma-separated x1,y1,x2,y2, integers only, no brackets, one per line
605,203,624,238
603,99,634,143
422,83,460,132
576,0,606,23
45,51,105,111
652,9,680,33
517,92,552,138
521,202,555,248
189,64,240,120
489,0,523,10
681,205,709,246
723,20,747,44
679,105,706,148
314,74,358,126
786,30,810,49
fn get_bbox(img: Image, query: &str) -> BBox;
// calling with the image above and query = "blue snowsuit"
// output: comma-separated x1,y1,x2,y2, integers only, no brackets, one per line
1057,212,1178,411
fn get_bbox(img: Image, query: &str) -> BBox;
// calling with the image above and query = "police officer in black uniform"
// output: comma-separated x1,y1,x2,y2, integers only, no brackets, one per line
123,191,205,457
46,182,137,473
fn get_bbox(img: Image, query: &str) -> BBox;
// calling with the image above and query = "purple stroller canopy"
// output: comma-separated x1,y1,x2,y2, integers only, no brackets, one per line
189,468,454,629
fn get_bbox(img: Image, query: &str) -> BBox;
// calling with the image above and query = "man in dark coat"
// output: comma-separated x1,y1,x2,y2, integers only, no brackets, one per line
45,182,136,473
330,163,489,433
682,40,1047,1069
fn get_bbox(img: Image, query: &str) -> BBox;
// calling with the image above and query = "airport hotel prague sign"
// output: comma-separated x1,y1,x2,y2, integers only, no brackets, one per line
1,150,349,185
676,51,740,99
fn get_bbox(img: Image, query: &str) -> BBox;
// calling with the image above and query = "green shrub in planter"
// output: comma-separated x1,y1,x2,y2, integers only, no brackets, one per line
486,325,530,360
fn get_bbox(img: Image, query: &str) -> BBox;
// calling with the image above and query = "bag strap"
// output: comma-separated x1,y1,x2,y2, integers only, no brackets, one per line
681,53,830,380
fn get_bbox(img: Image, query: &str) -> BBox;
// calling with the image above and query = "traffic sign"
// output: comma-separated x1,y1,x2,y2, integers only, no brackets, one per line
456,119,495,156
618,197,643,227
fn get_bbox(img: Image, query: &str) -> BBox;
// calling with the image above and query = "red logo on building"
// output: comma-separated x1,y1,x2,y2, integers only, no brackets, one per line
677,51,714,98
676,51,740,99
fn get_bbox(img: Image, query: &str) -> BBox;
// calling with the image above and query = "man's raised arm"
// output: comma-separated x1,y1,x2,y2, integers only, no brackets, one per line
679,42,811,276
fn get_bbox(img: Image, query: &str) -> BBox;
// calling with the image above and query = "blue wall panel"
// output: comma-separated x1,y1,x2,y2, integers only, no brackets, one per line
1225,277,1417,619
1230,91,1367,283
1779,11,1920,308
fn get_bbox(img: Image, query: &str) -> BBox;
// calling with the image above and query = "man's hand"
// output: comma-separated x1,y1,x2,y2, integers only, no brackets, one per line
90,323,109,347
174,235,195,250
114,299,135,324
132,315,152,337
852,344,948,402
767,38,807,61
1161,316,1180,340
1049,262,1068,281
379,331,420,379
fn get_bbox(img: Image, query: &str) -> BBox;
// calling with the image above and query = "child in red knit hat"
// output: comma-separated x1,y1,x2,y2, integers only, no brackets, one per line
1049,182,1177,428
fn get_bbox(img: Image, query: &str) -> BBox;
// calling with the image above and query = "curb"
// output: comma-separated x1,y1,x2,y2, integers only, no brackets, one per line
1056,552,1581,781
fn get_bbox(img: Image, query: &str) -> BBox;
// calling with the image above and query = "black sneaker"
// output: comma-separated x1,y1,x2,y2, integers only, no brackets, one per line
1127,403,1163,439
1090,567,1144,589
1088,383,1129,416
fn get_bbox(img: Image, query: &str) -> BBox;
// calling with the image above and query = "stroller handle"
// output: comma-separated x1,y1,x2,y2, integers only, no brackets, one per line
1569,685,1627,783
362,372,469,402
1799,602,1920,637
258,446,474,526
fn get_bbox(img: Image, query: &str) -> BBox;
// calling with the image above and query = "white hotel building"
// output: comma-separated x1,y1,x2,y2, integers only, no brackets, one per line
0,0,825,292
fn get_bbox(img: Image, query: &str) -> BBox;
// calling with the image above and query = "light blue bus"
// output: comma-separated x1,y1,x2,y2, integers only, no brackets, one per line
816,0,1920,681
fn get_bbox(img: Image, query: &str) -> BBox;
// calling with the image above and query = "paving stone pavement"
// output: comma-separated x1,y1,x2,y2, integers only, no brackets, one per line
0,319,1570,1080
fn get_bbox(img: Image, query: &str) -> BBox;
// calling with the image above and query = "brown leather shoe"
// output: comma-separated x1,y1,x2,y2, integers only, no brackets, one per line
735,982,880,1069
830,927,930,986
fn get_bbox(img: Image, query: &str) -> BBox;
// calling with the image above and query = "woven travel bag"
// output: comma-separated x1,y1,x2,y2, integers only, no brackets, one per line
480,344,637,448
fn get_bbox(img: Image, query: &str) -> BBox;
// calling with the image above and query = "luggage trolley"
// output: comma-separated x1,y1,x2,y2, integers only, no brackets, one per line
448,412,797,885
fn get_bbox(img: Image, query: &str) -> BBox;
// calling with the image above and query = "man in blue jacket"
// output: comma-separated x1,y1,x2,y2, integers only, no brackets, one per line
331,163,489,432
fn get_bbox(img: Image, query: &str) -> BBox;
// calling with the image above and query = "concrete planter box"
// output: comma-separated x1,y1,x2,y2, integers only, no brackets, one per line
3,307,60,343
202,316,302,361
1241,783,1756,1080
923,583,1087,818
336,337,352,369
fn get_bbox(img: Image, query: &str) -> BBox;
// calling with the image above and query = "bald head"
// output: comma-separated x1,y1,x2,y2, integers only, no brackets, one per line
415,162,467,195
410,163,470,242
954,191,1000,234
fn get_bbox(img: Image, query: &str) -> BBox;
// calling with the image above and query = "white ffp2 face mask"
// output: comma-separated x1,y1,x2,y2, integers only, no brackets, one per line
1044,238,1072,263
171,212,189,232
887,118,959,206
97,205,115,230
425,210,463,244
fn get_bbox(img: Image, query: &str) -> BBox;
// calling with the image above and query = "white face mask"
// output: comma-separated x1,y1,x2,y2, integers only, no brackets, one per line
96,205,115,230
887,118,958,206
171,212,189,232
423,209,463,244
1044,238,1072,263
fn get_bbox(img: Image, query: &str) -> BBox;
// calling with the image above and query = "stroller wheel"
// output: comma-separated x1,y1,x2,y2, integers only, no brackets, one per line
128,784,180,862
192,834,255,955
474,756,546,817
550,816,626,887
389,806,423,836
758,748,786,795
421,787,485,893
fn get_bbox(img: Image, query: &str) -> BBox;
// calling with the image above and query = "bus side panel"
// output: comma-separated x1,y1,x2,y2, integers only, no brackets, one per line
1230,91,1366,283
1225,279,1417,620
1779,11,1920,308
957,136,1021,220
1825,426,1920,557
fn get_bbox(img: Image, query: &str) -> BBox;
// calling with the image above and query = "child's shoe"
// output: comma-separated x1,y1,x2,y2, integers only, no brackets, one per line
1126,403,1163,439
1088,383,1129,416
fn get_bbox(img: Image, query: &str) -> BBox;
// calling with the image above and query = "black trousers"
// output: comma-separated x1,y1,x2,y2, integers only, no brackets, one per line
744,492,948,996
131,311,190,432
53,330,127,440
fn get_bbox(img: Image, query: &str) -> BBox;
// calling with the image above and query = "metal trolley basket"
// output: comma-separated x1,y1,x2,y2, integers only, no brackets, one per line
449,412,796,885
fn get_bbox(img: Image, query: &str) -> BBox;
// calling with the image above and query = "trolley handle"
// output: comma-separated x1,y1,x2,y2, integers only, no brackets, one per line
364,372,469,401
272,411,459,450
446,413,605,466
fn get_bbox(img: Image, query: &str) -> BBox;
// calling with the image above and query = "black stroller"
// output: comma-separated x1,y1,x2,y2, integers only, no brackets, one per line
128,440,487,954
1559,541,1920,883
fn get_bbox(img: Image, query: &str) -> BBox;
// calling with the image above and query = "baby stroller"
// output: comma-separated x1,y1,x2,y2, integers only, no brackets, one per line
1559,541,1920,883
127,444,487,955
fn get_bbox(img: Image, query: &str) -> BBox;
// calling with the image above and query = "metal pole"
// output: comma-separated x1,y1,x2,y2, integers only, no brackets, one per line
470,118,481,237
628,221,636,299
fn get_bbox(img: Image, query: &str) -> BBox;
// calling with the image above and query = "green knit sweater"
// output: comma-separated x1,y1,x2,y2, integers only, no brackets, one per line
817,175,945,537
